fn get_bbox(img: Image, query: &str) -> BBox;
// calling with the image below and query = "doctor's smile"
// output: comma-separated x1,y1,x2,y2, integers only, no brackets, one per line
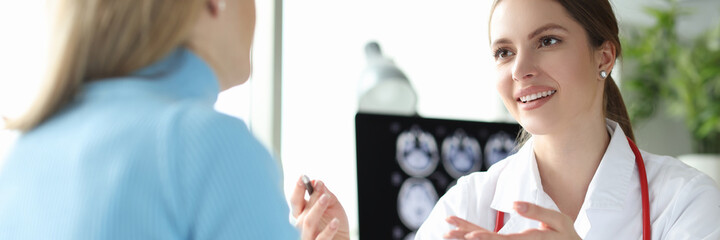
515,87,558,111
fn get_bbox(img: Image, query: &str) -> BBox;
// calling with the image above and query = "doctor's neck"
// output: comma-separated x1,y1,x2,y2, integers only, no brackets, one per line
533,116,610,172
532,116,610,217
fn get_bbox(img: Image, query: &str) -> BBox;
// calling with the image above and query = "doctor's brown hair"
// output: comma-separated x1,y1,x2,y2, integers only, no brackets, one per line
490,0,636,145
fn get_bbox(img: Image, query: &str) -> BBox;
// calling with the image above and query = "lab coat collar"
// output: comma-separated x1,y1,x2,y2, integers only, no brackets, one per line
489,119,637,236
582,119,636,210
489,136,543,214
574,119,636,237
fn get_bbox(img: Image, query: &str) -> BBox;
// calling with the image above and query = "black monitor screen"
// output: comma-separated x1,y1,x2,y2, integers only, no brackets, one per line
355,113,521,240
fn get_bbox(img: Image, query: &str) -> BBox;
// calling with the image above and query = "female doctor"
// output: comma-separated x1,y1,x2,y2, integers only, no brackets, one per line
411,0,720,239
294,0,720,238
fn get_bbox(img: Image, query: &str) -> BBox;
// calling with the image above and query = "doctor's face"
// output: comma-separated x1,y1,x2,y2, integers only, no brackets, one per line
489,0,606,136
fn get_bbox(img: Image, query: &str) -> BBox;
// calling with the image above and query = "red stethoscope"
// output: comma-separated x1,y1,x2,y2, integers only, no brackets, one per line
494,137,651,240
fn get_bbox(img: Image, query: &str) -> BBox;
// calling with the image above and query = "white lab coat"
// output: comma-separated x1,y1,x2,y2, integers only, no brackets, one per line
416,120,720,240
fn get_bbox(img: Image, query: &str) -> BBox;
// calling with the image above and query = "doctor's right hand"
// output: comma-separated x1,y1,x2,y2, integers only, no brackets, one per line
290,176,350,240
444,202,580,240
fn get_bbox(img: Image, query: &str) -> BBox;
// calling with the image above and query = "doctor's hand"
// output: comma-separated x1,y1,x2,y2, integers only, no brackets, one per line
290,176,350,240
443,215,492,239
445,202,581,240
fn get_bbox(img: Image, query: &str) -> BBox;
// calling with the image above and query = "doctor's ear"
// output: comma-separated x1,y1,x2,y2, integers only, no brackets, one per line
206,0,227,17
595,41,616,79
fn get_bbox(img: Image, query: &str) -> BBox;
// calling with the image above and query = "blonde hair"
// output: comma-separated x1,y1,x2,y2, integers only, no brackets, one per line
5,0,206,131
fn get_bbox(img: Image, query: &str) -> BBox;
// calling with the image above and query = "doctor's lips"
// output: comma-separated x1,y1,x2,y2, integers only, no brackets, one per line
515,86,557,103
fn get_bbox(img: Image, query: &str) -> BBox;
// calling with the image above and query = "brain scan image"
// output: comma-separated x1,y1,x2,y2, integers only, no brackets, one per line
441,129,482,179
396,126,439,177
397,178,438,230
484,132,516,167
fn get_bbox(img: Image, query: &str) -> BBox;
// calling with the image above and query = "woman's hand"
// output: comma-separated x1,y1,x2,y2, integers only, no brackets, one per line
290,176,350,240
445,202,581,240
443,215,493,239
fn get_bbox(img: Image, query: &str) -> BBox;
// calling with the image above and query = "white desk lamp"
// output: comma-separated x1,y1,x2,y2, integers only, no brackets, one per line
358,42,418,116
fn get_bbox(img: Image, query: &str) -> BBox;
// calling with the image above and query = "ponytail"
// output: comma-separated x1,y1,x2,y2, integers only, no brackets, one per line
603,75,635,142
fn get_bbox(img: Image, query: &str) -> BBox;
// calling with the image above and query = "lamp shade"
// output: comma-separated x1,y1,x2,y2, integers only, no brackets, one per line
358,42,417,115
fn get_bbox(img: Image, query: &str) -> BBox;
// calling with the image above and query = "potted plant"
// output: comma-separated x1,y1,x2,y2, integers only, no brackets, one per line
621,0,720,182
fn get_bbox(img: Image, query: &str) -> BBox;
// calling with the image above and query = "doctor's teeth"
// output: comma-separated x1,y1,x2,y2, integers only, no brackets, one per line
520,90,556,103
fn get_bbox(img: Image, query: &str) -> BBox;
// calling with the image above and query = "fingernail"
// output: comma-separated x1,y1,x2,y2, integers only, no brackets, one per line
445,217,456,225
316,181,324,191
329,218,339,230
319,194,330,205
297,176,305,185
514,202,527,213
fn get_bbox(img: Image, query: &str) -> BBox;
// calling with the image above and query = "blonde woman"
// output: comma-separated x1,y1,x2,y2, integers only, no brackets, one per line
0,0,348,239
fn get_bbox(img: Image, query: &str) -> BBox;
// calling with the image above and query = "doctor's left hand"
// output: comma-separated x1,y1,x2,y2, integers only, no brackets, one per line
290,176,350,240
445,201,580,240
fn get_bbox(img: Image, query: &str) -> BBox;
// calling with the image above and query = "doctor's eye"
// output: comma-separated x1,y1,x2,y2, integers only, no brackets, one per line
493,48,515,61
539,36,561,48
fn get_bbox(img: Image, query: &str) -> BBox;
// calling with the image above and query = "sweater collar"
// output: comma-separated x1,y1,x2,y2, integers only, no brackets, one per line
84,48,220,104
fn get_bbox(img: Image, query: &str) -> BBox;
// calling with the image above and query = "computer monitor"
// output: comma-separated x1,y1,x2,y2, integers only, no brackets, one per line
355,113,521,240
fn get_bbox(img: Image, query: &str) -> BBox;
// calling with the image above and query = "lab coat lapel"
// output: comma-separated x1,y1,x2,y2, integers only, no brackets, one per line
489,137,561,233
489,120,637,236
574,120,637,239
490,137,539,213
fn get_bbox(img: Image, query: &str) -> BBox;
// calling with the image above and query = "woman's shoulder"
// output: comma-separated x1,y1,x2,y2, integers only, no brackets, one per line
160,100,269,161
450,151,521,193
415,154,517,239
641,150,717,189
458,158,511,185
152,101,295,239
640,151,720,238
162,100,249,135
641,150,720,215
443,154,517,208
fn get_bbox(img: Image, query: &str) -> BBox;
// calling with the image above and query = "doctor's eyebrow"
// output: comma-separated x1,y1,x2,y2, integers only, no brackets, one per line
490,23,569,47
528,23,569,39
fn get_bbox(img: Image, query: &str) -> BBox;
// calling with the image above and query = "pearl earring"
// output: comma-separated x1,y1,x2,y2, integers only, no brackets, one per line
218,0,226,11
600,70,608,79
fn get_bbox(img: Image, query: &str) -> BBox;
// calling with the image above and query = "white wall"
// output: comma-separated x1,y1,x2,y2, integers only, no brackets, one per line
0,1,49,122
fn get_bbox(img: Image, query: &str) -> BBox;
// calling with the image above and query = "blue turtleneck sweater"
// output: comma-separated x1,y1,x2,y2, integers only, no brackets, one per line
0,48,299,239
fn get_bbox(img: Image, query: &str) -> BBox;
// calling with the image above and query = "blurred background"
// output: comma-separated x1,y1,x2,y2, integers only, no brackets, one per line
1,0,719,239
